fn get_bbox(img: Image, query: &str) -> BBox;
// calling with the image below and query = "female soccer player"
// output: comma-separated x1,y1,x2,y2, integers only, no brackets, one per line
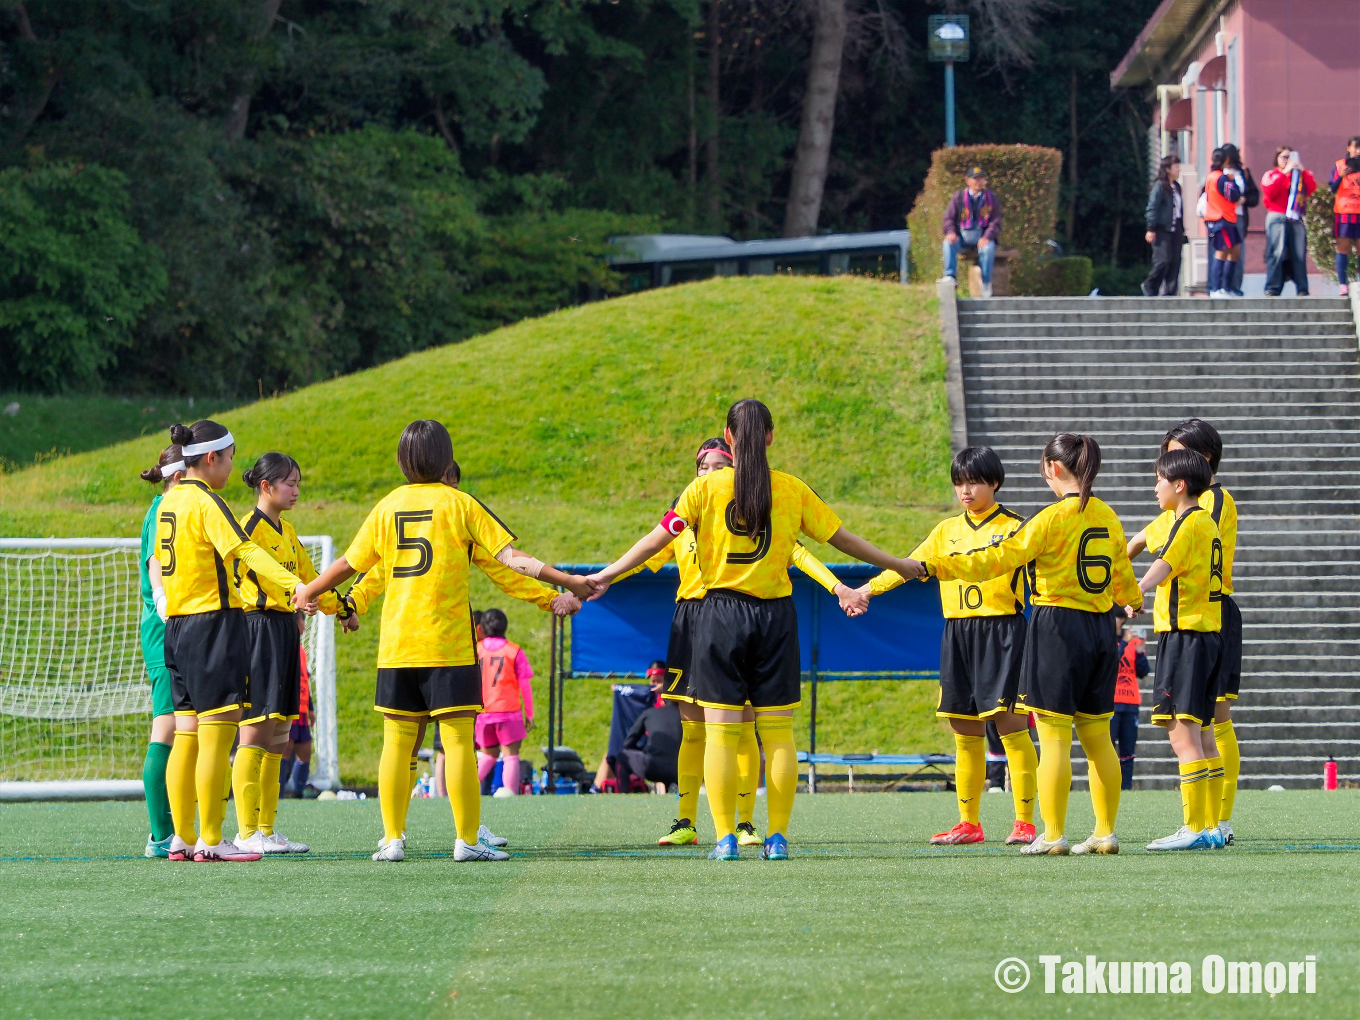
230,452,352,856
1128,418,1239,844
860,446,1038,847
138,444,185,858
630,437,866,848
921,434,1142,856
156,420,305,862
586,399,918,861
294,420,593,863
1126,450,1224,852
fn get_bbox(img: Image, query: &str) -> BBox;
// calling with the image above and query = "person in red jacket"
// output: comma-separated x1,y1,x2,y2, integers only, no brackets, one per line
1261,145,1317,296
1112,618,1149,791
1329,136,1360,296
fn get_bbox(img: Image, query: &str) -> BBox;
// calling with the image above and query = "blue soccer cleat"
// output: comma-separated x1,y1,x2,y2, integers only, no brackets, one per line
144,834,173,859
761,833,788,861
1146,826,1211,851
707,834,740,860
1207,826,1226,849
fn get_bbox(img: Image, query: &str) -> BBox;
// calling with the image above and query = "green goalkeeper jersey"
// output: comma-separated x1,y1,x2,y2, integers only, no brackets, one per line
139,494,165,667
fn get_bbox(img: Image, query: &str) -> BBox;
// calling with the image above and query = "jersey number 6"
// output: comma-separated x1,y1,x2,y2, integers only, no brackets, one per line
159,511,177,576
392,510,434,578
723,500,771,564
1076,527,1112,594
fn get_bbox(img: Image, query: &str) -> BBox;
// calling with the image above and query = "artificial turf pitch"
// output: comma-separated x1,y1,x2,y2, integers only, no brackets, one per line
2,790,1355,1020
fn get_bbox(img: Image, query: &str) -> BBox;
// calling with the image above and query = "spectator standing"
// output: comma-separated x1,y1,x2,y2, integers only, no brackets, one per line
1329,136,1360,297
1221,145,1258,296
942,167,1002,298
1201,147,1243,299
1112,619,1150,791
1261,145,1317,296
1142,155,1186,296
616,671,683,794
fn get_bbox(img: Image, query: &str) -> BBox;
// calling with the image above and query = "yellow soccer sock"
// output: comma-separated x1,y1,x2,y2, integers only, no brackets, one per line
1035,716,1074,842
1214,720,1239,821
953,733,985,825
703,721,742,841
231,744,266,839
999,728,1038,824
1180,758,1210,831
1075,716,1122,838
676,720,705,827
1205,755,1224,830
439,717,480,844
196,719,237,847
166,729,199,844
736,720,760,826
755,715,797,839
257,751,284,835
409,755,420,796
379,717,419,842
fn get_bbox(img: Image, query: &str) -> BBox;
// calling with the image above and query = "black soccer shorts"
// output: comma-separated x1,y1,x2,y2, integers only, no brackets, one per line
375,665,482,718
689,590,801,712
1216,595,1242,702
165,608,249,717
1152,629,1222,727
1015,605,1120,720
241,610,302,725
661,598,702,703
938,614,1027,720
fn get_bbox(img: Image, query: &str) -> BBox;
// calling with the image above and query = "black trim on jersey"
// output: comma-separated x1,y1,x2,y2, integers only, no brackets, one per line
249,569,266,610
467,494,518,542
181,480,252,542
963,504,1018,532
245,507,283,537
1160,506,1202,631
1160,505,1200,559
213,551,231,610
1208,484,1225,525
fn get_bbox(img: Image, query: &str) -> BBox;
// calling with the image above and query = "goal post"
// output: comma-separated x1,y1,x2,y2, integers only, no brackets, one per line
0,537,340,799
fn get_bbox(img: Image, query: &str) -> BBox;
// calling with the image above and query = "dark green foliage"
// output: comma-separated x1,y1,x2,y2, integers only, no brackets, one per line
0,164,166,392
1034,256,1094,296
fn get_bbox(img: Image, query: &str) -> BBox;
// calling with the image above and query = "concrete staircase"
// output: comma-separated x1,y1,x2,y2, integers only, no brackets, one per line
952,294,1360,789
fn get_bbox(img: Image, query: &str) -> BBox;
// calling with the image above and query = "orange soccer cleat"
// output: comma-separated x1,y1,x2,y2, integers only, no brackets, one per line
1005,820,1037,845
930,821,985,845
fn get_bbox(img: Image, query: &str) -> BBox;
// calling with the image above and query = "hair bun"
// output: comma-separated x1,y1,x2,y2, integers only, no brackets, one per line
241,468,258,488
140,466,163,483
169,423,193,445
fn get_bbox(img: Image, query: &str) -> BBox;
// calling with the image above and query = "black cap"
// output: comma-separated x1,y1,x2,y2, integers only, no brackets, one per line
966,166,987,178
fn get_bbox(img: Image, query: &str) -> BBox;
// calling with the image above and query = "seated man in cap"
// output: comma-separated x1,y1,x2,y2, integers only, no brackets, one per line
942,166,1002,297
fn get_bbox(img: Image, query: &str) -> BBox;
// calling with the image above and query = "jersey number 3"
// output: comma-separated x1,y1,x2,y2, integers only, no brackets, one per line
723,500,771,564
1076,527,1112,594
392,510,434,578
159,512,177,576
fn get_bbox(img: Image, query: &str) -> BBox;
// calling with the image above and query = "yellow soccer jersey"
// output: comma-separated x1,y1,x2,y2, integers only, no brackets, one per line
929,495,1142,614
1151,506,1223,633
632,527,842,602
235,510,342,616
343,483,517,667
871,505,1028,617
1144,484,1236,595
154,479,300,617
344,543,558,616
667,468,842,599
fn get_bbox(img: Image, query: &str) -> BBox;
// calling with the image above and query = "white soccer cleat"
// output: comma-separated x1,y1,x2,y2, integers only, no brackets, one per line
263,830,310,854
1217,820,1234,846
233,832,267,855
1070,833,1119,855
195,838,262,862
1146,826,1210,851
372,837,405,862
1019,834,1070,856
478,824,508,847
167,835,194,862
377,830,408,851
454,837,509,861
492,786,516,798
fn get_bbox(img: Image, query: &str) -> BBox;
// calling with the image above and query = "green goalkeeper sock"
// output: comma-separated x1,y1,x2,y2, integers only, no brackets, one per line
143,740,174,842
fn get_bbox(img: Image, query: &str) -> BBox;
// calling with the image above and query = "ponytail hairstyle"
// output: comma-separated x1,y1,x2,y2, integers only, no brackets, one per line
696,436,733,466
140,444,185,486
396,420,454,484
1042,433,1101,511
726,399,773,540
1155,154,1179,194
1161,417,1222,473
169,420,232,468
242,451,302,492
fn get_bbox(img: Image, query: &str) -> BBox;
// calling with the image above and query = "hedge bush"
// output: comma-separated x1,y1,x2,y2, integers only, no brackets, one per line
1033,256,1093,296
907,144,1063,294
1305,182,1356,283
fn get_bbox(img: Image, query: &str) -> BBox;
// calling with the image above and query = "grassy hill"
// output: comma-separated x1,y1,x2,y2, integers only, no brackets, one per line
0,276,955,782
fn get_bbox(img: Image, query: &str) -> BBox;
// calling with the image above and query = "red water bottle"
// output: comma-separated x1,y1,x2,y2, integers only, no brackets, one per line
1324,757,1338,791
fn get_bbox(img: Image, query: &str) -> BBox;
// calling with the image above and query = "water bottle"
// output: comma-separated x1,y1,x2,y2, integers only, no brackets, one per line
1324,757,1338,791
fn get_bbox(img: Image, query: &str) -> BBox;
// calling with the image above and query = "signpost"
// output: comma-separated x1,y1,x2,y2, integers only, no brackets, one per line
928,14,969,148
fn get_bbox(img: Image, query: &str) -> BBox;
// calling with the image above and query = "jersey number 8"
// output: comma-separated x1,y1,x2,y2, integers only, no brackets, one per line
1076,527,1112,594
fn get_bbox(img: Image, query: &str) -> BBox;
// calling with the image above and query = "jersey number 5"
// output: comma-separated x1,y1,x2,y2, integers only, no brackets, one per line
1076,527,1112,594
723,500,771,564
159,512,177,576
392,510,434,578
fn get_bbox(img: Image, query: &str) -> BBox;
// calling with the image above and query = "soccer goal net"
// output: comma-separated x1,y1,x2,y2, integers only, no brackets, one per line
0,537,339,797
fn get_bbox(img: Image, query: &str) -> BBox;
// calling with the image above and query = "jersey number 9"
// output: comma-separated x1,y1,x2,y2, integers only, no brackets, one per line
392,510,434,578
159,512,177,576
723,500,771,564
1076,527,1112,594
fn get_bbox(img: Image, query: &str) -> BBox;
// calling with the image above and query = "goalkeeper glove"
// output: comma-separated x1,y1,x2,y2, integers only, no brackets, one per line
153,589,168,621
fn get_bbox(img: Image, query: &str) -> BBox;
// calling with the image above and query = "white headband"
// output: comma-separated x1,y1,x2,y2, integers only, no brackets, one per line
182,432,235,457
161,460,186,476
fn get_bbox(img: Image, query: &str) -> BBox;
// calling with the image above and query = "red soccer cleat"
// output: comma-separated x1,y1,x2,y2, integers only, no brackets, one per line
1005,820,1037,845
930,821,985,845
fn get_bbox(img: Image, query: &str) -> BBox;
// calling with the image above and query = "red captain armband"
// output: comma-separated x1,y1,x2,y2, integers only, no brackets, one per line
660,510,688,536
